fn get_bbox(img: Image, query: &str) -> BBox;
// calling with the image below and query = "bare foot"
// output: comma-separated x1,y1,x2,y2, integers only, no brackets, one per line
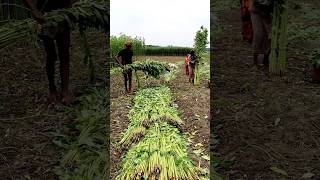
129,86,135,93
129,84,135,92
61,91,72,106
47,91,58,105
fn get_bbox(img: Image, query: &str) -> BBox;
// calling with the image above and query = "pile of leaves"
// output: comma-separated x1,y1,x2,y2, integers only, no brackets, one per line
0,19,37,49
43,0,109,30
124,59,170,79
52,88,109,179
119,86,182,147
118,122,198,179
117,86,203,179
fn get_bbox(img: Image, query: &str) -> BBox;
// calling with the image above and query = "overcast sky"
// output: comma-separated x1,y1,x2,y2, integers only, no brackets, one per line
110,0,210,48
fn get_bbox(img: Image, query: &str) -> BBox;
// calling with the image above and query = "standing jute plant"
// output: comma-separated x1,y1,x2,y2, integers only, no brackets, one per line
194,26,208,85
269,0,288,75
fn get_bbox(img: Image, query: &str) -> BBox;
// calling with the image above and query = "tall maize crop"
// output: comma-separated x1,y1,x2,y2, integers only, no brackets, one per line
53,88,109,179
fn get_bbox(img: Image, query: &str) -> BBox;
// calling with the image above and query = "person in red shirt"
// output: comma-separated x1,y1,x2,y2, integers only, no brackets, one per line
188,50,198,84
240,0,253,43
185,53,190,76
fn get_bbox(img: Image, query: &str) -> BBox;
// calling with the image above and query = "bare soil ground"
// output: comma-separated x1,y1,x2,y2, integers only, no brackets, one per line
213,8,320,179
0,31,106,180
110,56,210,179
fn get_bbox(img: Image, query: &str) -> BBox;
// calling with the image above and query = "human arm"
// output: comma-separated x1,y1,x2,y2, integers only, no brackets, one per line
115,56,123,66
115,51,125,68
22,0,44,23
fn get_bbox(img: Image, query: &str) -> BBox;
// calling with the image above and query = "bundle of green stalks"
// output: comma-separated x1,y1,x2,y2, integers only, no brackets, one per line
110,67,123,75
53,88,108,179
269,0,288,75
119,87,183,147
117,122,199,180
0,19,36,49
0,0,109,50
42,0,109,30
124,60,170,79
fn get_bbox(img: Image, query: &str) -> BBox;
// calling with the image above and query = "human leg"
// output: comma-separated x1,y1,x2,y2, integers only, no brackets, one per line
262,16,272,68
128,69,133,92
42,36,58,104
56,27,71,105
251,12,265,66
123,72,128,92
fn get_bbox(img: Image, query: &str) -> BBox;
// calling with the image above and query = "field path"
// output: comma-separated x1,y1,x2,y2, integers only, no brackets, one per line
213,9,320,179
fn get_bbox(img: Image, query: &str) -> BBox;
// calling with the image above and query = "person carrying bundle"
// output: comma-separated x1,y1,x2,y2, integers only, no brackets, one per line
116,42,134,93
240,0,253,43
188,50,198,85
22,0,72,105
249,0,274,69
185,53,190,76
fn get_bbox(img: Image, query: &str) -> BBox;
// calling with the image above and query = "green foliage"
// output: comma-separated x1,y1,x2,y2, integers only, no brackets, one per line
110,33,191,68
0,0,109,50
194,26,209,59
53,88,109,180
0,19,37,49
124,59,170,79
42,0,109,31
117,86,202,179
79,28,95,83
193,26,209,85
145,45,192,56
110,67,123,75
200,62,210,81
164,63,180,82
0,0,109,82
110,33,145,57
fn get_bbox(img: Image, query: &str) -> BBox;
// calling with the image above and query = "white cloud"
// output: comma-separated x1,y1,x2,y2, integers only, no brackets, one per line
111,0,210,47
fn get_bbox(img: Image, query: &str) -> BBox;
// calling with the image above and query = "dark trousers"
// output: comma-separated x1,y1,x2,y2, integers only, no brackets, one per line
41,27,70,94
123,69,132,91
189,64,195,84
185,64,189,75
240,0,253,43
